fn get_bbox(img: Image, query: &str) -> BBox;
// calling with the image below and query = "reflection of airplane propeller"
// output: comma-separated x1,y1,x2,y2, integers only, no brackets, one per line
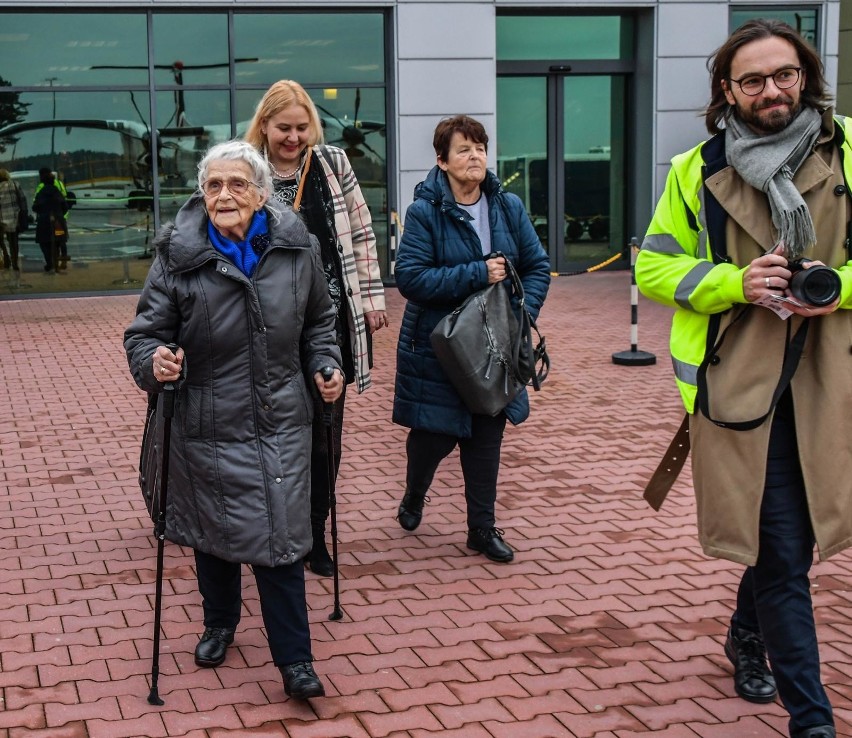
90,59,257,127
316,89,385,160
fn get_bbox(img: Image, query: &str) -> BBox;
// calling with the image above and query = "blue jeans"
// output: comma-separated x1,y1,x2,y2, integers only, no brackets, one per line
733,392,833,733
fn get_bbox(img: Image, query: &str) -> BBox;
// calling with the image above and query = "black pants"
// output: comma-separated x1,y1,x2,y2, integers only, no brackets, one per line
194,549,312,667
405,413,507,530
310,383,346,528
733,392,833,733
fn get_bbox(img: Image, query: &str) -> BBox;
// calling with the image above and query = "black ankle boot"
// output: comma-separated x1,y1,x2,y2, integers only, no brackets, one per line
397,488,428,531
724,625,777,703
194,626,235,668
467,527,514,562
306,524,334,577
280,661,325,699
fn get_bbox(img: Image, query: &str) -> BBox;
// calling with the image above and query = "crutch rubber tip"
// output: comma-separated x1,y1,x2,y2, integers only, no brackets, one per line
328,609,343,621
147,689,164,706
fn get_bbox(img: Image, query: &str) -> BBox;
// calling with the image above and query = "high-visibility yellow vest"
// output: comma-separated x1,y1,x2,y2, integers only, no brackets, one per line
636,114,852,412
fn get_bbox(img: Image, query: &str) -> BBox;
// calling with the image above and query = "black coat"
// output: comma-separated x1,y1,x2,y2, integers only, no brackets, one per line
32,183,67,245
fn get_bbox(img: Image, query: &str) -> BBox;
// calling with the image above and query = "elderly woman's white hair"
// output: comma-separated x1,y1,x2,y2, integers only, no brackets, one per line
197,140,273,198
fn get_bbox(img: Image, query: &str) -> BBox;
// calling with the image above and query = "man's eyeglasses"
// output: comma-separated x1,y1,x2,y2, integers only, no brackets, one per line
200,177,259,197
728,67,801,97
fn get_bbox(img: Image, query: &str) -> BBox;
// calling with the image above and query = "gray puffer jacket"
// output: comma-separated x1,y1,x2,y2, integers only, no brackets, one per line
125,196,342,567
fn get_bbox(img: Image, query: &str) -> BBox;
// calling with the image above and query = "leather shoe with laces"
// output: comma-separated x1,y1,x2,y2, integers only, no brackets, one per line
467,527,514,563
791,727,835,738
397,488,428,531
280,661,325,699
194,626,235,668
724,625,777,703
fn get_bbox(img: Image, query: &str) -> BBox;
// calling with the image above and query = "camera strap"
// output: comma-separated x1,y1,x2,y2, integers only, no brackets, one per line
696,307,810,431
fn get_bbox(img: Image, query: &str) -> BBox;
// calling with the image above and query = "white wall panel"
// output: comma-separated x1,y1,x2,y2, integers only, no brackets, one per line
655,110,708,165
656,56,713,111
398,2,494,58
657,3,728,57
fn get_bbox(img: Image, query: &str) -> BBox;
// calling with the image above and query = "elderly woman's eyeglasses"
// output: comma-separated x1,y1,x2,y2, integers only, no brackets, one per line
200,177,259,197
728,67,801,96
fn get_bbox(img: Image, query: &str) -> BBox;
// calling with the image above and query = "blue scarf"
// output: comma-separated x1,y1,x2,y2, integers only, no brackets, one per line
207,209,271,277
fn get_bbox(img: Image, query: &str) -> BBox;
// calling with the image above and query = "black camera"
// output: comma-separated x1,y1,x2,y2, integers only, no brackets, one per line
787,258,841,307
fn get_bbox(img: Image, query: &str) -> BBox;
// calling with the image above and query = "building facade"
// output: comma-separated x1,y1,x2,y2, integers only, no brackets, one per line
0,0,842,298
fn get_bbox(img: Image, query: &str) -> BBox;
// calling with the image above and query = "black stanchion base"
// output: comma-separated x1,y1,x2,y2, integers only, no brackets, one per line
612,349,656,366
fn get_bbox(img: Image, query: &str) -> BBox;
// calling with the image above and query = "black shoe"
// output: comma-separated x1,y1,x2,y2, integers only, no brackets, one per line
194,626,235,668
306,526,334,577
280,661,325,699
466,527,514,563
397,488,428,531
724,625,777,703
791,727,835,738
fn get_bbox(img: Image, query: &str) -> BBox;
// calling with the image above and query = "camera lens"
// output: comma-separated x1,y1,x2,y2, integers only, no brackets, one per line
789,265,841,307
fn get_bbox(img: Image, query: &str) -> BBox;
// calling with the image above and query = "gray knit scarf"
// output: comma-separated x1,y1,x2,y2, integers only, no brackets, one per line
725,106,822,258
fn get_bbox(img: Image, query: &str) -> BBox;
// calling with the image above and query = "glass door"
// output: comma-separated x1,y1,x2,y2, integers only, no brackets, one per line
495,77,548,245
561,75,625,273
497,72,626,273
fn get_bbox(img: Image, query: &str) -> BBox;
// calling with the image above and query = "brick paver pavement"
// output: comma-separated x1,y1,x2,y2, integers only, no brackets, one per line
1,271,850,738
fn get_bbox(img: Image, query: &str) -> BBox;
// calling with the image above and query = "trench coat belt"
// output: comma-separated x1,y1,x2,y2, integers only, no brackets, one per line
643,414,690,511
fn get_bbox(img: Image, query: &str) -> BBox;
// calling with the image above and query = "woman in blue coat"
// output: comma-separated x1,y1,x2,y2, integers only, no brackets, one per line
392,115,550,563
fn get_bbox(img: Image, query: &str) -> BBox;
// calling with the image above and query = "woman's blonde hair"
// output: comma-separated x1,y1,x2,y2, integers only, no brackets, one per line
244,80,325,151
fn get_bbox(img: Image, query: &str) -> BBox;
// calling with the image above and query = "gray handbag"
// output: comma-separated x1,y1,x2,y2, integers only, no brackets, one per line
430,255,549,416
431,277,520,416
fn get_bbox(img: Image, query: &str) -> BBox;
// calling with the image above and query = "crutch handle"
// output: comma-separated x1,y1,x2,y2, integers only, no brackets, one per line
319,366,335,424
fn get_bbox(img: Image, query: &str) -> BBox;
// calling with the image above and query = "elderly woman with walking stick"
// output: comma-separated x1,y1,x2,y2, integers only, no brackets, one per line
125,139,343,701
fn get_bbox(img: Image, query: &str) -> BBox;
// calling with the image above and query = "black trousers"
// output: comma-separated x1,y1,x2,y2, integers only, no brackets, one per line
310,383,346,528
194,549,313,667
405,413,507,530
732,392,833,733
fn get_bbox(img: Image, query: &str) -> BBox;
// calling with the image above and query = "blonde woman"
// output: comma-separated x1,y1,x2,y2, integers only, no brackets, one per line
245,80,388,576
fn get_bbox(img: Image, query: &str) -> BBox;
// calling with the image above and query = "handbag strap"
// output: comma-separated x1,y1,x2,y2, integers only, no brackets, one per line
292,146,313,213
488,252,549,389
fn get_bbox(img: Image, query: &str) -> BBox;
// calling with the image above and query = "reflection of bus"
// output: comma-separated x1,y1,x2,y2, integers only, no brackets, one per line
498,150,611,242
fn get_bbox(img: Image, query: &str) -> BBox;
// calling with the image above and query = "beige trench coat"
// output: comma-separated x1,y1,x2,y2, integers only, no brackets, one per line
691,113,852,566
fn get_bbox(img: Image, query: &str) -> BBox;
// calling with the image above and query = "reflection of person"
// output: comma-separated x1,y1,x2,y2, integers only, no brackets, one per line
245,80,388,577
0,169,27,272
636,20,851,738
124,140,344,701
33,171,71,268
392,115,550,563
32,168,68,274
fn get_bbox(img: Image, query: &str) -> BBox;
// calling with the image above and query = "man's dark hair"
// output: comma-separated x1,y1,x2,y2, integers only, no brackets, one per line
704,18,832,134
38,167,54,185
432,115,489,161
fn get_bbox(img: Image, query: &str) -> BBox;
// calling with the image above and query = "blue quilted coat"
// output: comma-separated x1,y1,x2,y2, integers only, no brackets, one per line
393,166,551,437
